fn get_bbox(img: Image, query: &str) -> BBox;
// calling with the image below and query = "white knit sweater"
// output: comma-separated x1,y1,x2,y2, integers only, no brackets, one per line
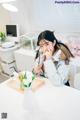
33,53,70,86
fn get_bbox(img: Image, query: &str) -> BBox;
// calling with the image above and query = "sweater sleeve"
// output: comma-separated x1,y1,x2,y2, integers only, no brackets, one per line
44,59,69,86
33,55,44,67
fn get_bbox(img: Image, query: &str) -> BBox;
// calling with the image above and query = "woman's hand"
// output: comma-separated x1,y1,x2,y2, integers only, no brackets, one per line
33,65,43,76
43,48,53,60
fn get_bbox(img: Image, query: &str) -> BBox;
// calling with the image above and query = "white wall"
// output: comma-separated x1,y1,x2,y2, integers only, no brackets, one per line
9,0,32,35
0,0,32,35
0,6,11,32
0,0,80,34
28,0,80,33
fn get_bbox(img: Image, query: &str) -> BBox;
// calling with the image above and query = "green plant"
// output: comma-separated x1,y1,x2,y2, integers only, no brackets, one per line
0,32,6,41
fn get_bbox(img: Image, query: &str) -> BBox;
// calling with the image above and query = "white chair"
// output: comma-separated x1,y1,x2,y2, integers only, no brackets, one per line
74,73,80,90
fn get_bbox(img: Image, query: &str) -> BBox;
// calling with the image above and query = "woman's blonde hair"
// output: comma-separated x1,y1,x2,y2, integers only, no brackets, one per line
58,43,74,59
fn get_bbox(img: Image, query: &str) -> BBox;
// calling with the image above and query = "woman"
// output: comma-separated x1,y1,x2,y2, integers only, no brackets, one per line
33,30,74,86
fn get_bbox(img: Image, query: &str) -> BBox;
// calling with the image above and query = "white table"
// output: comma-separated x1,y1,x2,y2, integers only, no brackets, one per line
0,78,80,120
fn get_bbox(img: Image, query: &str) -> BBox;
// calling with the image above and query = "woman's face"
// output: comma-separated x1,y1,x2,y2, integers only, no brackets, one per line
39,39,55,53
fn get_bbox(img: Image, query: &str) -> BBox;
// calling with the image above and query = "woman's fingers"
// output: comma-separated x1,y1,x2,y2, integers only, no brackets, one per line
33,65,43,75
37,69,43,76
43,51,52,60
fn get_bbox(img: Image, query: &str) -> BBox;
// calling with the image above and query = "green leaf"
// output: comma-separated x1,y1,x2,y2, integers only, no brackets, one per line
24,72,27,79
0,32,6,41
28,82,31,87
24,84,28,87
32,74,35,80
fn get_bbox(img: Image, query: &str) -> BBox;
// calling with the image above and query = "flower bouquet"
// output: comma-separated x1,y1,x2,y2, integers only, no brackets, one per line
19,71,35,90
